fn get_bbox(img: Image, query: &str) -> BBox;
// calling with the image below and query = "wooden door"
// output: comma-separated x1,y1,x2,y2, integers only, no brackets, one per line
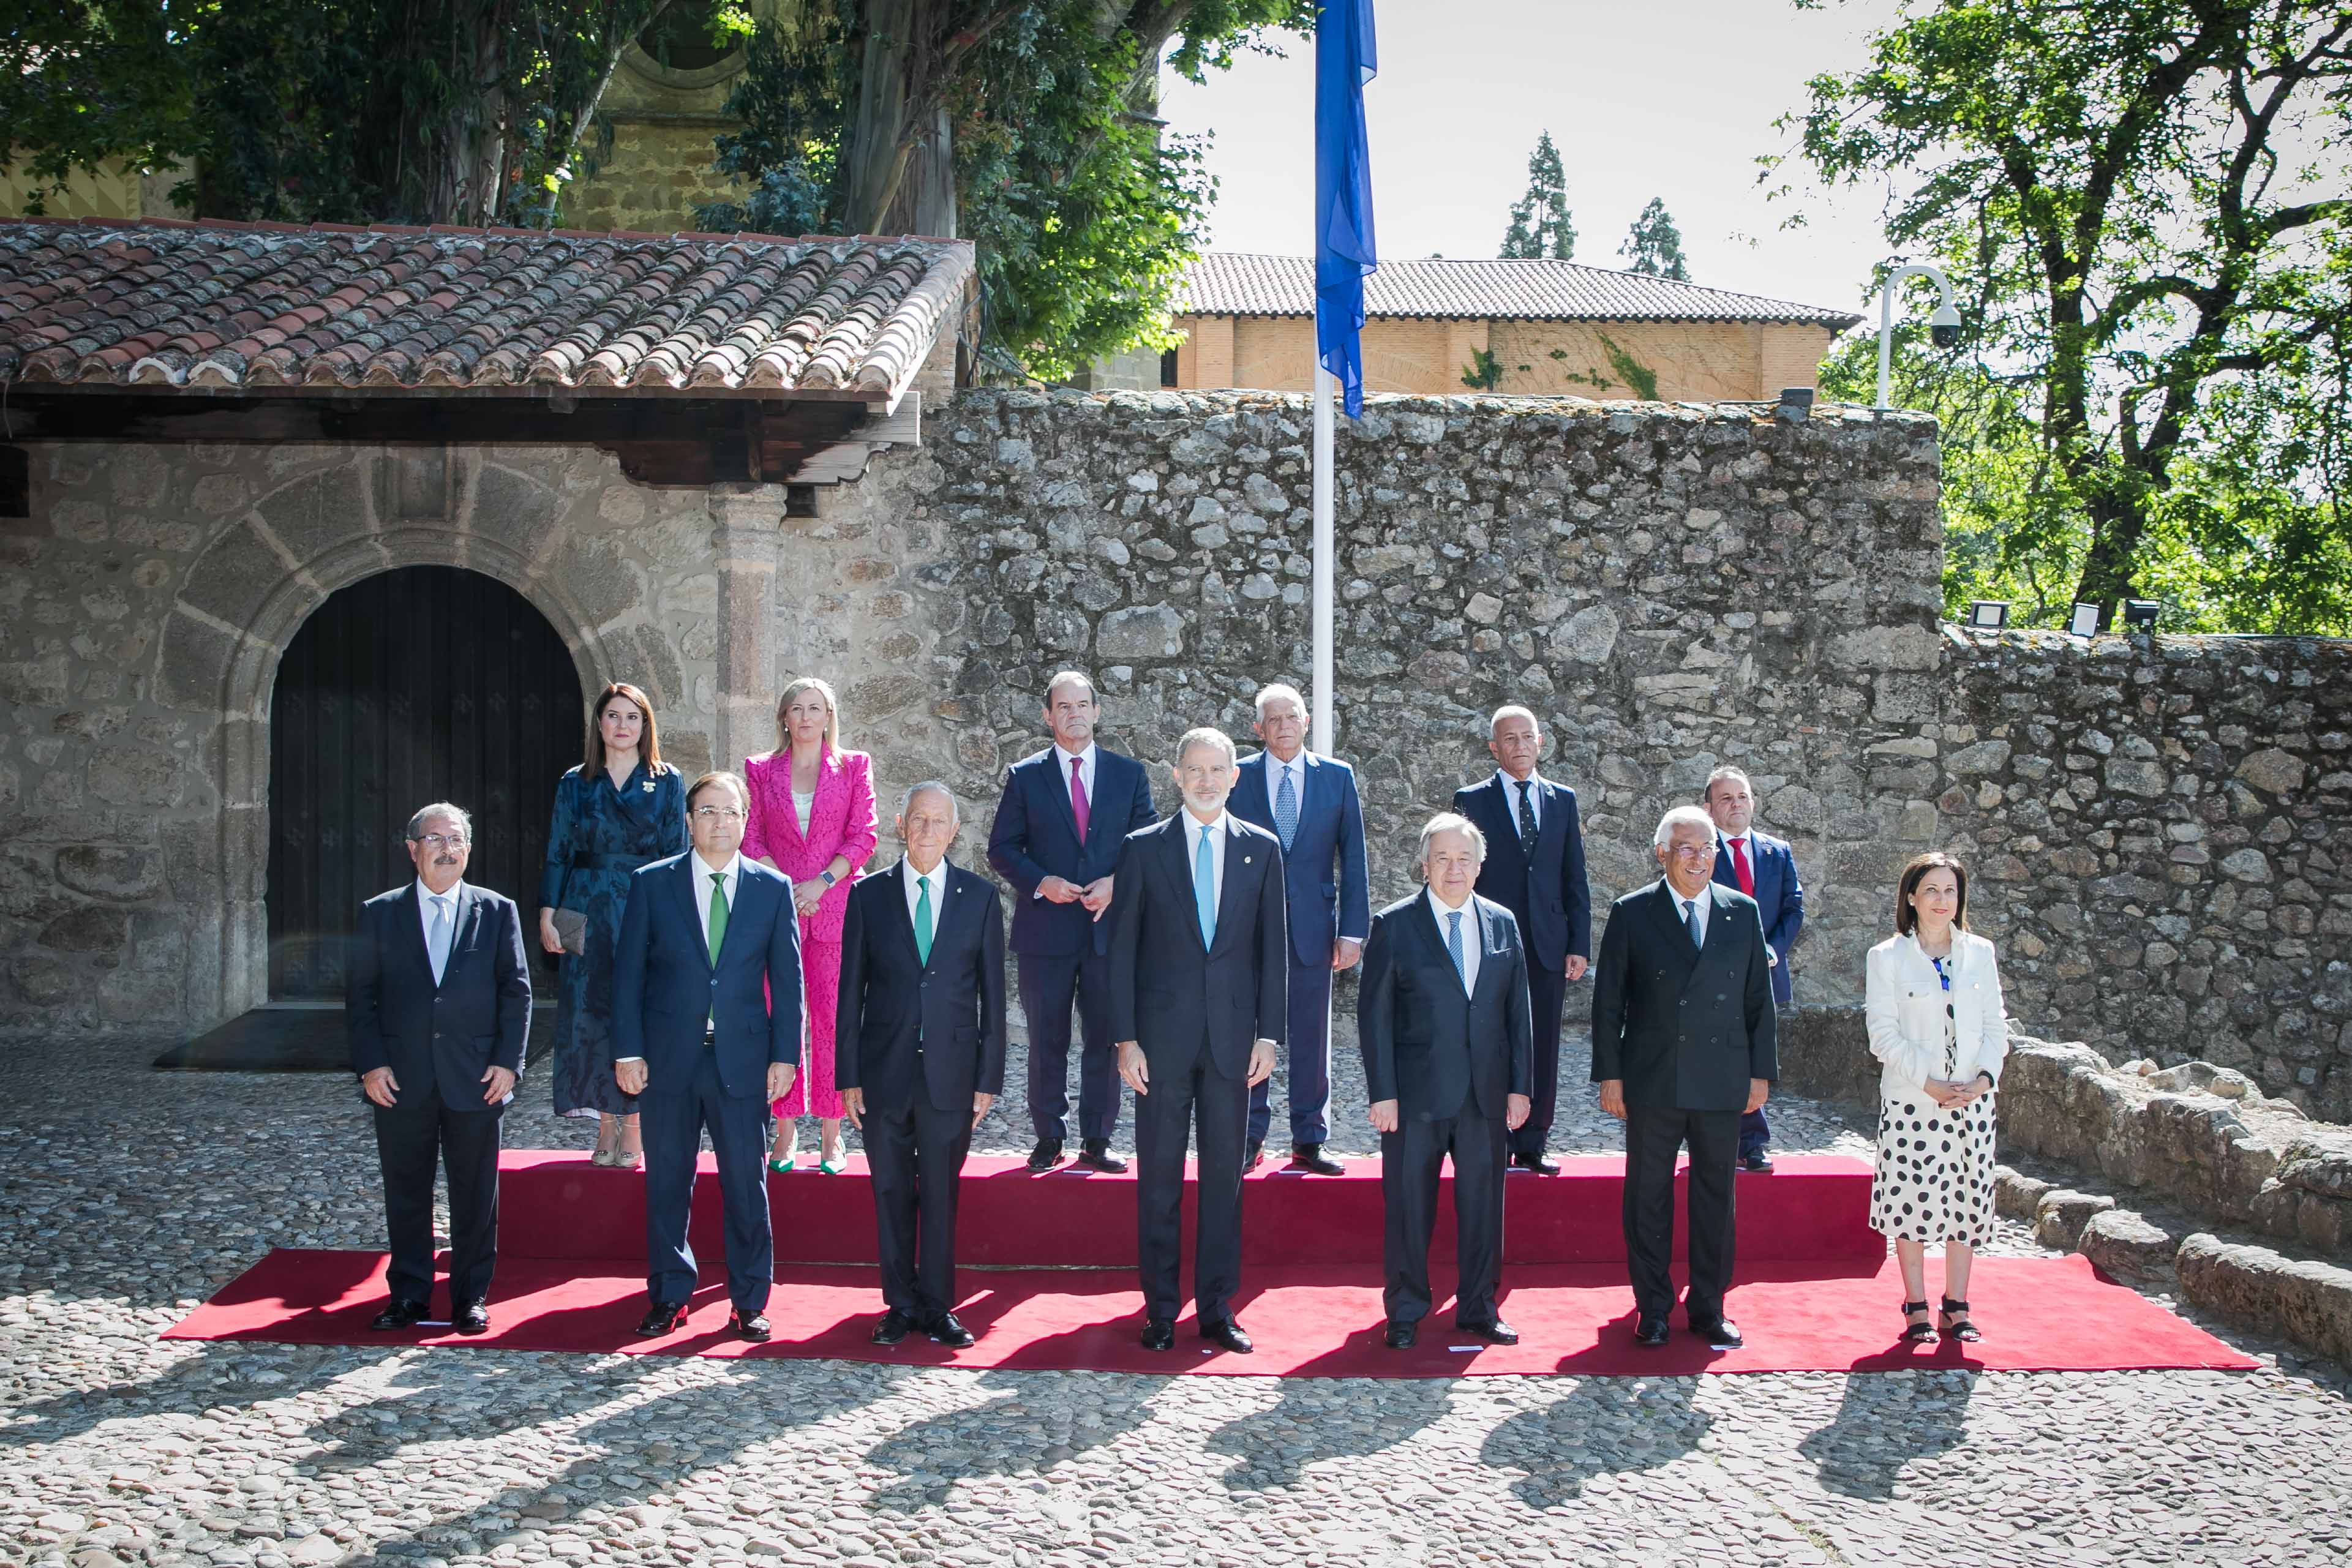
268,566,582,998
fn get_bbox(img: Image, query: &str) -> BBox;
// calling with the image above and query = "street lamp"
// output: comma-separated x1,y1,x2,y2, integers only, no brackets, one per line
1877,261,1962,410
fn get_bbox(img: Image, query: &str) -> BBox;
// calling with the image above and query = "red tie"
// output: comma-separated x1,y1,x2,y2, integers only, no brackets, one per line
1730,837,1755,896
1069,756,1090,842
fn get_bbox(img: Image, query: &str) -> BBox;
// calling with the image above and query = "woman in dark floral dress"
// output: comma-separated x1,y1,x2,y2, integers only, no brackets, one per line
538,681,687,1166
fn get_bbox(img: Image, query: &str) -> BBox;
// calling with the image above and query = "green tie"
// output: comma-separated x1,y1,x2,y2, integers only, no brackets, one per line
914,872,934,965
706,871,729,1026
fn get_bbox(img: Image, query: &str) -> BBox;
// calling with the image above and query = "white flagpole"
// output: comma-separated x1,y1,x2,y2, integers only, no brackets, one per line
1312,366,1336,754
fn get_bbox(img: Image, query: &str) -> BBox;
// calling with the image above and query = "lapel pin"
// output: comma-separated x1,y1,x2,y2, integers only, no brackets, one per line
1243,855,1252,865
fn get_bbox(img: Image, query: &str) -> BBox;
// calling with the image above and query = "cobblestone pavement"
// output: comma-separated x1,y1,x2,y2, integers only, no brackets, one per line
4,1037,2348,1568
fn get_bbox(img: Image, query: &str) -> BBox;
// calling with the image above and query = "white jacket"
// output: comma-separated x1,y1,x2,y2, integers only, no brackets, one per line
1865,930,2008,1098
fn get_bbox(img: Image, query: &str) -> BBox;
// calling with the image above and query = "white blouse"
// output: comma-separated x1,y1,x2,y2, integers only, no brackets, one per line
792,789,814,835
1864,929,2008,1097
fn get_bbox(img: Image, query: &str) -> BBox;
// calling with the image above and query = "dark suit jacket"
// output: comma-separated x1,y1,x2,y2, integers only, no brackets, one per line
1106,812,1288,1081
1453,773,1592,968
1713,829,1804,1006
609,852,803,1100
1357,891,1533,1123
346,881,532,1112
835,859,1009,1113
1231,749,1371,967
986,745,1158,957
1589,879,1778,1112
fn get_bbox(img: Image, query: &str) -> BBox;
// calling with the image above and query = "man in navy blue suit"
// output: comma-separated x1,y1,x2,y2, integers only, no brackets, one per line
348,801,532,1336
986,671,1158,1174
1230,683,1370,1174
1705,766,1805,1172
1452,705,1591,1173
611,771,803,1342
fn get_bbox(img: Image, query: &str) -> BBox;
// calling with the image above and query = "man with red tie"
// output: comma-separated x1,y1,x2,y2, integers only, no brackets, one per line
1705,767,1805,1172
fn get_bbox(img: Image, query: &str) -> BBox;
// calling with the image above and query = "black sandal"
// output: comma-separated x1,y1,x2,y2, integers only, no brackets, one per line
1899,1300,1937,1344
1939,1296,1982,1343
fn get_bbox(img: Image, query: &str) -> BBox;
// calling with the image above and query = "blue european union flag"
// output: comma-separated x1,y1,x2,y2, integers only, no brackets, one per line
1314,0,1377,419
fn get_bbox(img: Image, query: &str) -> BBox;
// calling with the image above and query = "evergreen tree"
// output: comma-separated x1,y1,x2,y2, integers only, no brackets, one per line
1619,198,1689,280
1499,130,1573,260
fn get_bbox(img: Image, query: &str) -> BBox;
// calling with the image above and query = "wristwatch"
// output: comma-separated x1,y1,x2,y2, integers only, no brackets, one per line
819,869,838,887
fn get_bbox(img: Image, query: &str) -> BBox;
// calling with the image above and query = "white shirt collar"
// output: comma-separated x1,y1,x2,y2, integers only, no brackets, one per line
691,850,743,885
1670,881,1711,939
904,855,949,891
1184,808,1230,842
1426,885,1474,917
1054,740,1097,771
1268,749,1306,779
415,877,464,907
1497,768,1542,795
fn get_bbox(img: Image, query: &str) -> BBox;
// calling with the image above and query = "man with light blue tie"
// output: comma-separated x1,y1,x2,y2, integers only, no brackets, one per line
1231,682,1370,1174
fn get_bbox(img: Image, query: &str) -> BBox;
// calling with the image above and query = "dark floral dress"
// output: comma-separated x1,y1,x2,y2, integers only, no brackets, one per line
539,760,688,1117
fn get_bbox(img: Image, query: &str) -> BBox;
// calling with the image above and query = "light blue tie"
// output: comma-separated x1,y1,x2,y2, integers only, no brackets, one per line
1274,765,1299,852
427,893,454,985
1683,898,1702,950
1193,823,1217,948
1446,909,1468,992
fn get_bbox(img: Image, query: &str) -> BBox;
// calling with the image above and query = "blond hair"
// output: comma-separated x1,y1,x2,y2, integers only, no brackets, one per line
775,677,841,751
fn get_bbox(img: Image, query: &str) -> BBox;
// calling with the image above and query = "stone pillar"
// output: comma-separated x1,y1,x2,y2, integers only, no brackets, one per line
708,483,788,774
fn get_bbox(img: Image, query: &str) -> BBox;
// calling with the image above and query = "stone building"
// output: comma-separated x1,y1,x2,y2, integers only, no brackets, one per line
1132,252,1861,401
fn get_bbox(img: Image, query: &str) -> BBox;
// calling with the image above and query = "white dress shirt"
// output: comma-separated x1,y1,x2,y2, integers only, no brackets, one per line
1671,882,1711,947
903,855,950,932
1266,751,1307,816
1426,887,1481,996
1184,809,1231,907
415,879,465,983
1496,770,1544,831
1054,741,1099,805
618,852,743,1065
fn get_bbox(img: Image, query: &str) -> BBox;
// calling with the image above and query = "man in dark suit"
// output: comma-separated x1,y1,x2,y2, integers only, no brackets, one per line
347,801,532,1335
986,670,1159,1174
836,781,1007,1349
1231,681,1370,1174
1358,813,1533,1349
1108,727,1287,1354
611,771,803,1342
1591,806,1778,1350
1705,765,1806,1172
1451,704,1591,1173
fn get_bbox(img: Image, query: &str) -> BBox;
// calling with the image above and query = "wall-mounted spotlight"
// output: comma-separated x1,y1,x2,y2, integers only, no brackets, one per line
2121,599,2161,629
1966,600,2009,630
2068,602,2102,637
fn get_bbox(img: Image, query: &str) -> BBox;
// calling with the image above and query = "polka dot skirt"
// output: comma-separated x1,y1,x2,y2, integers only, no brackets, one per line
1869,951,1997,1246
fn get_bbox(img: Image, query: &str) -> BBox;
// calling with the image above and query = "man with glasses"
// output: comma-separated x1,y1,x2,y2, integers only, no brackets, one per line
612,771,803,1342
1590,806,1778,1351
347,803,532,1336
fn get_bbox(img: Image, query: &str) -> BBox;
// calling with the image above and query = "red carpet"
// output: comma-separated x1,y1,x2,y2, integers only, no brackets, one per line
163,1150,2255,1376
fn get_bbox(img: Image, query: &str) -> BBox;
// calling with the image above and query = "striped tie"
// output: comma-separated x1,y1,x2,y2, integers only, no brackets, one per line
1446,910,1468,993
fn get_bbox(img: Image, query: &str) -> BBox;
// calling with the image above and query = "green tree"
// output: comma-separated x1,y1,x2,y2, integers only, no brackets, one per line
1618,197,1688,280
696,0,1312,381
1777,0,2352,629
1500,130,1574,260
1,0,713,227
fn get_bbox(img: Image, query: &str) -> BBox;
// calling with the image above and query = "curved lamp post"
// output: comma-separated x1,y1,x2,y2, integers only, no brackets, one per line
1877,262,1963,410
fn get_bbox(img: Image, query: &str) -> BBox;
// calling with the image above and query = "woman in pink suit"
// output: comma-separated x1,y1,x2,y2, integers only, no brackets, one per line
743,677,878,1172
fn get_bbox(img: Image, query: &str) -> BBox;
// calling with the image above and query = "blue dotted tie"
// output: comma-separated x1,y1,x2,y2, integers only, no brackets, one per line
1446,909,1468,992
1193,823,1217,948
1274,765,1299,852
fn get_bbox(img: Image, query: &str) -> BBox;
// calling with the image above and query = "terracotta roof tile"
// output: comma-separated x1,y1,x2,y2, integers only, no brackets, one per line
0,218,974,399
1181,251,1863,330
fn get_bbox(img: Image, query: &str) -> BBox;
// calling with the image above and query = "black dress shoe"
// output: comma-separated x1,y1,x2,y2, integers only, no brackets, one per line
1633,1315,1671,1348
1456,1317,1520,1346
1384,1320,1419,1349
928,1312,975,1348
1026,1138,1064,1173
1691,1316,1745,1349
1244,1139,1264,1171
636,1302,689,1337
1512,1151,1561,1175
1076,1139,1127,1173
1198,1317,1254,1354
1290,1143,1346,1176
1739,1152,1775,1173
730,1310,772,1343
871,1308,915,1345
369,1299,429,1332
1140,1317,1176,1351
451,1299,490,1335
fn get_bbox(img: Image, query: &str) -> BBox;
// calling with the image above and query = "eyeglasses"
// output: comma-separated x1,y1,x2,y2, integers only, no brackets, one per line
412,833,470,850
693,806,746,822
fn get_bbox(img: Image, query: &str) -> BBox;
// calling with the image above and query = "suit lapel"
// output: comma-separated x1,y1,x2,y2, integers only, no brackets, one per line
1649,882,1703,979
452,885,484,975
1486,776,1531,871
1156,816,1204,953
676,857,715,969
1211,823,1255,954
1040,750,1086,848
396,884,435,986
1415,893,1473,1009
879,860,923,967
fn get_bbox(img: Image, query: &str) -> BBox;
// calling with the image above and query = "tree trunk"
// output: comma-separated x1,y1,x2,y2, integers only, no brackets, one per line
879,102,956,236
842,0,925,231
427,0,515,225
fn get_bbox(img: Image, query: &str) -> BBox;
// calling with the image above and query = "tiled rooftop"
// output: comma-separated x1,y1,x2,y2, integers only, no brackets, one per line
0,219,973,399
1181,252,1862,329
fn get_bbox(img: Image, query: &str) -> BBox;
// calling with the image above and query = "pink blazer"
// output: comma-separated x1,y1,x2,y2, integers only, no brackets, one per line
741,745,877,946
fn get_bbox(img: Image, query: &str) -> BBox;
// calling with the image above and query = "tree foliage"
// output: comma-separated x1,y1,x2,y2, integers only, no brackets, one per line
1500,130,1574,260
1,0,708,227
1776,0,2352,630
1618,197,1688,280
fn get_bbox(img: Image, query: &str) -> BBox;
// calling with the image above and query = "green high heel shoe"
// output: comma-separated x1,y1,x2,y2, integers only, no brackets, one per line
767,1126,800,1174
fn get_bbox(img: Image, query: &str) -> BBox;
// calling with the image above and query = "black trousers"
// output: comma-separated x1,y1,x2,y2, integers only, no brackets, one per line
863,1095,976,1324
1622,1102,1740,1324
1508,959,1570,1157
1135,1049,1249,1322
641,1049,773,1314
1248,953,1335,1147
1739,1105,1771,1157
1381,1106,1508,1326
1018,950,1119,1144
373,1096,503,1308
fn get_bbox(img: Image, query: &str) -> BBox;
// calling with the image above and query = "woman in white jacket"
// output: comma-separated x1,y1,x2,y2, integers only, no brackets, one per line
1865,851,2007,1345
